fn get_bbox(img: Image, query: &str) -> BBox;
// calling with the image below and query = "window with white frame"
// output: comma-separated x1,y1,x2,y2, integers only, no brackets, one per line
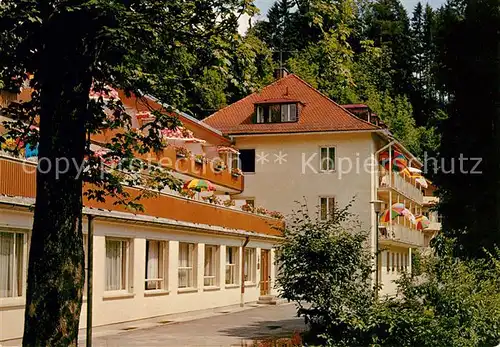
225,246,238,285
178,243,196,289
145,240,168,290
255,104,298,123
204,245,218,287
320,197,335,221
320,146,336,171
280,104,297,122
0,231,25,298
244,248,256,283
256,105,265,123
105,238,130,292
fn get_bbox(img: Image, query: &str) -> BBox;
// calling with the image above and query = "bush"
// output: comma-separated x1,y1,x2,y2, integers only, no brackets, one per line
372,244,500,346
276,200,376,346
277,202,500,346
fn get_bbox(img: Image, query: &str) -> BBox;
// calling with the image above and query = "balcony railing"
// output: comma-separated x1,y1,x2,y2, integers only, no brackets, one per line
380,223,425,247
92,130,244,192
379,171,424,205
0,155,280,237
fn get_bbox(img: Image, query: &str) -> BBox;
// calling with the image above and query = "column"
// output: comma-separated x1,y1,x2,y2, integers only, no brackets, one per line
168,240,178,293
220,245,226,289
197,243,204,291
133,238,146,297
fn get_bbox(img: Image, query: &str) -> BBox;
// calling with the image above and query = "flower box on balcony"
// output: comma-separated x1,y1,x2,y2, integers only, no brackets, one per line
231,168,242,177
255,206,268,215
223,199,235,208
268,211,284,219
212,159,227,173
241,204,254,213
175,147,190,158
194,154,206,165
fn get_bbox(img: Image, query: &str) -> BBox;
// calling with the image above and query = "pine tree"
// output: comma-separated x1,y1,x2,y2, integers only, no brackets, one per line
365,0,413,97
433,0,500,259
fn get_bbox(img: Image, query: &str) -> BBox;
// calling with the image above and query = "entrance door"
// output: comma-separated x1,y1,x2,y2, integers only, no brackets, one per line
260,249,270,295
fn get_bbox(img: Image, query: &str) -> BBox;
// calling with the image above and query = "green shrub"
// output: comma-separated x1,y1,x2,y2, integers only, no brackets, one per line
277,203,500,346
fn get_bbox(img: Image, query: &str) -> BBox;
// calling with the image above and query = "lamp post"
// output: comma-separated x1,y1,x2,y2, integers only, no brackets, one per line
371,200,383,300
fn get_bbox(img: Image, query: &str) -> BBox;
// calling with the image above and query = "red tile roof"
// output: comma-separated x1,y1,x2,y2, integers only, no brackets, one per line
203,74,379,135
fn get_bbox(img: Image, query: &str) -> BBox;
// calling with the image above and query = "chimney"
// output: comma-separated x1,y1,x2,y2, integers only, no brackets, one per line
274,68,289,80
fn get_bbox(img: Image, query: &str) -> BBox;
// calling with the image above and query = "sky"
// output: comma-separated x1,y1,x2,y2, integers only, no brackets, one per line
238,0,447,34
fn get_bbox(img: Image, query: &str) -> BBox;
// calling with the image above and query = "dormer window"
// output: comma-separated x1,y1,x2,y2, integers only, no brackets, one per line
255,103,298,124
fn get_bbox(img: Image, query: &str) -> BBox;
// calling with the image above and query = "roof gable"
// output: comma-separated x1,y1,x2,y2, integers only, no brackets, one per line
203,74,378,135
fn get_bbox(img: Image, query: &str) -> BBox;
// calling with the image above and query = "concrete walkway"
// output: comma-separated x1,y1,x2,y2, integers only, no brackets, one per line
87,303,304,347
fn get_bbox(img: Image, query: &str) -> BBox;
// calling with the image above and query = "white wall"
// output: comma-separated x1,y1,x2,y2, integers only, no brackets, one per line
234,132,375,237
0,209,277,341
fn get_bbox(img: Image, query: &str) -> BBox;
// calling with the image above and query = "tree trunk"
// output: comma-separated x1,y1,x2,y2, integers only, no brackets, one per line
22,12,96,346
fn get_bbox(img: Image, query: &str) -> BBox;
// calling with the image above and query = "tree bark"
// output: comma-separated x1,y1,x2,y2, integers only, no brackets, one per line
22,11,96,346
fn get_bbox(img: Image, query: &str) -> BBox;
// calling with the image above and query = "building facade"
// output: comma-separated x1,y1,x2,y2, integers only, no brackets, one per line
0,90,282,342
204,73,438,297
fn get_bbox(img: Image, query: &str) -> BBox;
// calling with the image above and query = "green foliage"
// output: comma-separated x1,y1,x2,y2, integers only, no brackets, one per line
372,246,500,346
432,0,500,259
276,200,376,346
278,203,500,346
0,0,258,344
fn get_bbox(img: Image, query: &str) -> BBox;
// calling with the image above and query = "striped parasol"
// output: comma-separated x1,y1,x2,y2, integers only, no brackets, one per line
380,150,408,172
415,215,431,230
183,179,216,193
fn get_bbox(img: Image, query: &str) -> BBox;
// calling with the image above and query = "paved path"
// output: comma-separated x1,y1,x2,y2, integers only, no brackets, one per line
90,304,304,347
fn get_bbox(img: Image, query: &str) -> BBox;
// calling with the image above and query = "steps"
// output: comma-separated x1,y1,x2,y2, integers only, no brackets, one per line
257,295,287,305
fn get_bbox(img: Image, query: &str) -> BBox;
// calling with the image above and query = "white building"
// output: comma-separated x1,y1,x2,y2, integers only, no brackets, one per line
0,90,282,342
204,72,433,297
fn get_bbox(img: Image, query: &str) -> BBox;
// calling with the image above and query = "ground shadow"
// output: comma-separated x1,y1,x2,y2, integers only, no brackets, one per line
219,318,306,340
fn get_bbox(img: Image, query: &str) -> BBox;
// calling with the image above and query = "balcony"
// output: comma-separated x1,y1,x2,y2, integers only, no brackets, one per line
0,155,280,237
379,223,425,247
378,170,424,205
92,130,244,193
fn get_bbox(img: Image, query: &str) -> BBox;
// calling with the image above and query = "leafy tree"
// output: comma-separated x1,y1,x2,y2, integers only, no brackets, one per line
0,0,254,345
279,205,500,346
276,200,376,346
372,245,500,346
190,33,275,118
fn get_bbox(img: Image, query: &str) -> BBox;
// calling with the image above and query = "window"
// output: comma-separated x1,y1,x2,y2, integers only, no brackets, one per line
0,231,25,298
404,254,408,271
396,253,400,272
145,240,168,291
204,245,218,287
255,104,298,123
105,238,129,292
225,246,239,285
281,104,297,122
178,243,196,289
320,197,335,221
230,153,240,170
391,253,395,272
240,149,255,173
256,105,265,123
320,147,336,171
244,248,256,283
